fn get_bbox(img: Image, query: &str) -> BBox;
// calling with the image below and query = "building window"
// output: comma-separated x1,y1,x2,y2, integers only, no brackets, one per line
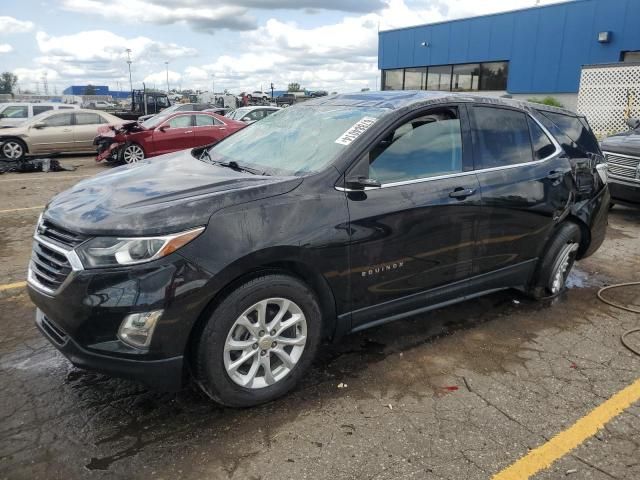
427,65,453,91
622,51,640,63
383,69,404,90
382,61,508,92
480,62,509,91
404,67,427,90
452,64,480,91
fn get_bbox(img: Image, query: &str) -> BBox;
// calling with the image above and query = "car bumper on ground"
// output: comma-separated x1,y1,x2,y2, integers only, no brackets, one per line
609,177,640,207
27,254,214,390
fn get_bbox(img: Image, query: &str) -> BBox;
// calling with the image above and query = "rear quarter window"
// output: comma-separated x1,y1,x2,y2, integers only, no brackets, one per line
536,110,601,157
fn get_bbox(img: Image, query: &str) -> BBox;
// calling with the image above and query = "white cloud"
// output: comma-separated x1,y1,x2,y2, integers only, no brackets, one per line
0,44,13,54
13,67,60,91
0,16,35,35
143,69,183,89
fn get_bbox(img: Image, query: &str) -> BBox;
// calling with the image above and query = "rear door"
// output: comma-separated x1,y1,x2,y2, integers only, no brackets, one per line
345,105,481,328
193,114,228,146
28,112,75,153
469,105,571,277
72,112,108,150
152,114,195,154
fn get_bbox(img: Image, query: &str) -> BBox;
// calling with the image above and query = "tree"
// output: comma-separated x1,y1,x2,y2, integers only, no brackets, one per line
288,82,300,92
84,84,97,95
0,72,18,94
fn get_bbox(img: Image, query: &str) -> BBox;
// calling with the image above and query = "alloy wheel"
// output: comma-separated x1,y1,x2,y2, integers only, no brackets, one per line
223,298,307,389
550,242,579,294
2,141,24,159
122,144,144,163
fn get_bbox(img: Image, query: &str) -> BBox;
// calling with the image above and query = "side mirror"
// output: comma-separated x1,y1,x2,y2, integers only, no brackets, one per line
345,176,381,190
626,118,640,130
33,122,46,129
158,125,168,132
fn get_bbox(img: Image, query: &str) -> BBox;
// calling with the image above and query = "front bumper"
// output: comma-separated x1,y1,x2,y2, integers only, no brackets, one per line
28,253,215,390
609,177,640,207
36,309,184,390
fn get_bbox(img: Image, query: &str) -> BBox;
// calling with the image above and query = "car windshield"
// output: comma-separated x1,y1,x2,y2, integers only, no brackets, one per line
207,105,389,176
142,114,171,129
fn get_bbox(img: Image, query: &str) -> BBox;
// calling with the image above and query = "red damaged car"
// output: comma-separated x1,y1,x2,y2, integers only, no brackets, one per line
94,111,246,163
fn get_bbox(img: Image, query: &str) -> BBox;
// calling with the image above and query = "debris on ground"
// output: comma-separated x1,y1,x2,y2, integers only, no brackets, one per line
0,158,77,173
337,382,348,389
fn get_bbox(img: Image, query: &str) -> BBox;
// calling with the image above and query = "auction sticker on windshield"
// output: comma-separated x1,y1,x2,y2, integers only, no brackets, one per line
335,117,378,146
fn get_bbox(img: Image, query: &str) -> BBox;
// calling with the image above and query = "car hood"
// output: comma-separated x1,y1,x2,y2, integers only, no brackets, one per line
43,149,303,236
601,130,640,157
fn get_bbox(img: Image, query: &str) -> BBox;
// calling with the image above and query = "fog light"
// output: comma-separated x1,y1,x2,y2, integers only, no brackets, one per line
118,310,163,348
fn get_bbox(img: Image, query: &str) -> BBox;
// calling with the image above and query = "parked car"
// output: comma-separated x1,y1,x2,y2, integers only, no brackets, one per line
0,103,79,128
0,109,123,160
137,102,212,122
27,92,609,407
225,106,281,124
600,118,640,208
94,111,245,163
276,93,297,107
249,91,270,101
84,100,116,110
204,107,231,116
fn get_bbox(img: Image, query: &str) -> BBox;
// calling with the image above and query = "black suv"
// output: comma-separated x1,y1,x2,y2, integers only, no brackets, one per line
601,118,640,207
28,92,609,407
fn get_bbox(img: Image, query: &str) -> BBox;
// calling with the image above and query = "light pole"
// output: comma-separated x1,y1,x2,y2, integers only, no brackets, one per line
165,61,170,93
126,49,133,93
211,73,215,94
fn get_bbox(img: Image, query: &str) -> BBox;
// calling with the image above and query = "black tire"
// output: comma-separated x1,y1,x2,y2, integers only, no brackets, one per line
1,138,27,160
195,274,322,407
529,222,581,299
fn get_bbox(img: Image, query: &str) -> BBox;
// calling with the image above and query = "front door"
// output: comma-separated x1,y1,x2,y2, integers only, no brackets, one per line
28,112,75,154
152,114,195,155
345,105,480,328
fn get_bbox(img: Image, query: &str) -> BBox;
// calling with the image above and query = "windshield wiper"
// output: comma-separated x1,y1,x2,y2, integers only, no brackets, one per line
199,149,267,175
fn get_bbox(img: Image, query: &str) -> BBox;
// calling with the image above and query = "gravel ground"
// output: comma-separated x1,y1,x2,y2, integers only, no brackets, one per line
0,156,638,480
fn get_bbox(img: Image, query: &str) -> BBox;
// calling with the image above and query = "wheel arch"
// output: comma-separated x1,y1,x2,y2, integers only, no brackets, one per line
185,258,338,370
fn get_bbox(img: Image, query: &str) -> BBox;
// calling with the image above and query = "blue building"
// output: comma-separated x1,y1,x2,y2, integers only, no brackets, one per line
62,85,131,99
378,0,640,110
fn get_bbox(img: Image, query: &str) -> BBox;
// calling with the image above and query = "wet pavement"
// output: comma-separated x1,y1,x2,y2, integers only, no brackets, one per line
1,158,639,479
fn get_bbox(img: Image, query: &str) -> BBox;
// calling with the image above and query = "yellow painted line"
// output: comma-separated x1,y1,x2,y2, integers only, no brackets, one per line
0,205,44,214
0,281,27,292
0,174,92,182
493,377,640,480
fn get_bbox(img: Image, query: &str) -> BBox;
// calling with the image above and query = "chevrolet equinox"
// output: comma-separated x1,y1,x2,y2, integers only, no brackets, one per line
28,91,610,406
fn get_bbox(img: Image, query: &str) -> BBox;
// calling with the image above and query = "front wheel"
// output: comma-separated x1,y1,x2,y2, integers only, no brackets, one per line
120,143,145,164
529,222,581,298
1,139,27,160
195,274,322,407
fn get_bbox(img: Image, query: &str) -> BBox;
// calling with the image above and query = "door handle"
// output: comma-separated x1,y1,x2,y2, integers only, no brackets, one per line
185,130,193,134
547,171,564,180
449,187,476,199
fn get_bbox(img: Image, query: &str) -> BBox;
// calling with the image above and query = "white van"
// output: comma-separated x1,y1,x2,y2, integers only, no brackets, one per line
0,103,80,128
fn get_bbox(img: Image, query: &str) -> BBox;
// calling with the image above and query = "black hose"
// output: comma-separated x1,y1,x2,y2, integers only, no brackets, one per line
597,282,640,357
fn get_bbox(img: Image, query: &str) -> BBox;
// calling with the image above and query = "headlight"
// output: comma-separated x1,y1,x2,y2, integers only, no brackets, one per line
76,226,204,268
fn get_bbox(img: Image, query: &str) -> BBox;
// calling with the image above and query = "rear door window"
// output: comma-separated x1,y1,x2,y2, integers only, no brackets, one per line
75,113,105,125
167,115,193,128
528,117,557,160
33,105,54,116
470,107,532,169
195,114,219,126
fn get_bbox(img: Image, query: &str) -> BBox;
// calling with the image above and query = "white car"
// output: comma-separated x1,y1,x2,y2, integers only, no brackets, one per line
225,106,281,124
84,100,116,110
0,103,79,128
248,91,270,101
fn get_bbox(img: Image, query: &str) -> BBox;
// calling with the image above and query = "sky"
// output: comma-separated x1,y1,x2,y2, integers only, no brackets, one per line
0,0,571,94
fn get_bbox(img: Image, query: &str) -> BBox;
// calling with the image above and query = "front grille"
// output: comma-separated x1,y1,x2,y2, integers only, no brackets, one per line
29,220,85,294
605,153,640,182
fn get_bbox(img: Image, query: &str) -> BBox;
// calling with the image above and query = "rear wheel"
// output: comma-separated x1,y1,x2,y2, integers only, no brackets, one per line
1,139,27,160
195,274,322,407
529,222,581,298
121,143,144,164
